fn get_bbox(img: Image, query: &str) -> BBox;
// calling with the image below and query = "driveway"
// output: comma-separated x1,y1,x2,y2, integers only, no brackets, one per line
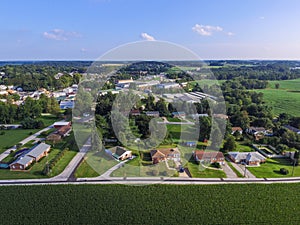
222,162,238,178
230,162,256,178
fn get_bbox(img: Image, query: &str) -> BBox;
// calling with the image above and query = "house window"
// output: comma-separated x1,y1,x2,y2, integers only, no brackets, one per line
20,166,23,169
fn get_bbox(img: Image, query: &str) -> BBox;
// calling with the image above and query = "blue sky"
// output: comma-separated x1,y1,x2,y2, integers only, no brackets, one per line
1,0,300,60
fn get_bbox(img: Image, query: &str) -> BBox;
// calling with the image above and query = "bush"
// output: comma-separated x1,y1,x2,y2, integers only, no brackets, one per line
280,168,289,175
0,131,5,135
212,162,221,169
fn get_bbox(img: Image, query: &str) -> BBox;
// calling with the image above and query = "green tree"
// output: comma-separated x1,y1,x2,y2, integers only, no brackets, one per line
223,135,237,153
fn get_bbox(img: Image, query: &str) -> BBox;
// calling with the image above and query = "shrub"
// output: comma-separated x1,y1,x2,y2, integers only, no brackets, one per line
280,168,289,175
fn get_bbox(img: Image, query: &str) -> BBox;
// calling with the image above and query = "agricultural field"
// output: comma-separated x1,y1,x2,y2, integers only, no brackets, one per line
255,78,300,116
0,184,299,224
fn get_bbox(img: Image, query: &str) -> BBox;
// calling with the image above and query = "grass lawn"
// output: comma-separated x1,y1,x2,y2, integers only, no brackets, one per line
186,160,226,178
248,158,300,178
0,148,77,179
75,160,99,178
111,160,176,177
254,78,300,116
49,150,77,177
166,117,181,122
235,141,254,152
38,114,60,127
0,149,60,179
0,129,40,153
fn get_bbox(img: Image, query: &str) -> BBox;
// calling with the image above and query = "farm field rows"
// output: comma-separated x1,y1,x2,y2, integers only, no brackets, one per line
255,78,300,116
0,184,300,225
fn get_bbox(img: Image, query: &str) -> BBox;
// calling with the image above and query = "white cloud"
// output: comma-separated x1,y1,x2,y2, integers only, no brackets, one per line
227,32,235,36
43,29,81,41
81,48,87,52
259,16,265,20
192,24,223,36
140,32,155,41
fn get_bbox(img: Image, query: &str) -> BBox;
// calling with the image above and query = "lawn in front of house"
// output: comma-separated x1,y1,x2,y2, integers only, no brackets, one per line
186,159,226,178
247,158,300,178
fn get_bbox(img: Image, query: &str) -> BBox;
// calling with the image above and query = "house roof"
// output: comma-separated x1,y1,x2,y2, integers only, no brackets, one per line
172,112,186,116
150,150,166,158
11,155,33,166
249,127,266,132
159,148,180,156
57,125,71,135
27,143,51,159
53,121,70,127
228,152,266,162
115,147,127,157
194,150,224,160
232,127,243,132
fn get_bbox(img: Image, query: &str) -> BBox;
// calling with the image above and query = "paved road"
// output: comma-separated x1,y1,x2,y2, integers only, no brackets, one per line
0,125,54,162
3,176,300,186
222,162,238,178
53,137,91,180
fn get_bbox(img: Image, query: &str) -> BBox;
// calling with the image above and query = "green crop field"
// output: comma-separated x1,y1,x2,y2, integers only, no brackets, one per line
0,184,300,225
255,78,300,116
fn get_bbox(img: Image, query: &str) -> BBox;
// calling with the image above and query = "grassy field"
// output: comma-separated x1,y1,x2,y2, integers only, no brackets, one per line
255,78,300,116
187,160,226,178
1,183,300,224
75,160,99,178
248,158,300,178
0,129,40,153
49,150,77,177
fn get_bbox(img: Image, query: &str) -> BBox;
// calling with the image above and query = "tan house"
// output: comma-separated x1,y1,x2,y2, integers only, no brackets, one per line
150,148,180,164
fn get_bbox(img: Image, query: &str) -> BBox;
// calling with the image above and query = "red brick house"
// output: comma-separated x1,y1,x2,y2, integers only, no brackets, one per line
193,150,225,165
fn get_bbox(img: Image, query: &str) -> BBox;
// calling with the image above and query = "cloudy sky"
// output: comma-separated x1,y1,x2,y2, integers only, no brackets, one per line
1,0,300,60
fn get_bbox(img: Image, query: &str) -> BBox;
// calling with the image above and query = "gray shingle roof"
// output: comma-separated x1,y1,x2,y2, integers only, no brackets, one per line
27,143,51,159
12,155,33,166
